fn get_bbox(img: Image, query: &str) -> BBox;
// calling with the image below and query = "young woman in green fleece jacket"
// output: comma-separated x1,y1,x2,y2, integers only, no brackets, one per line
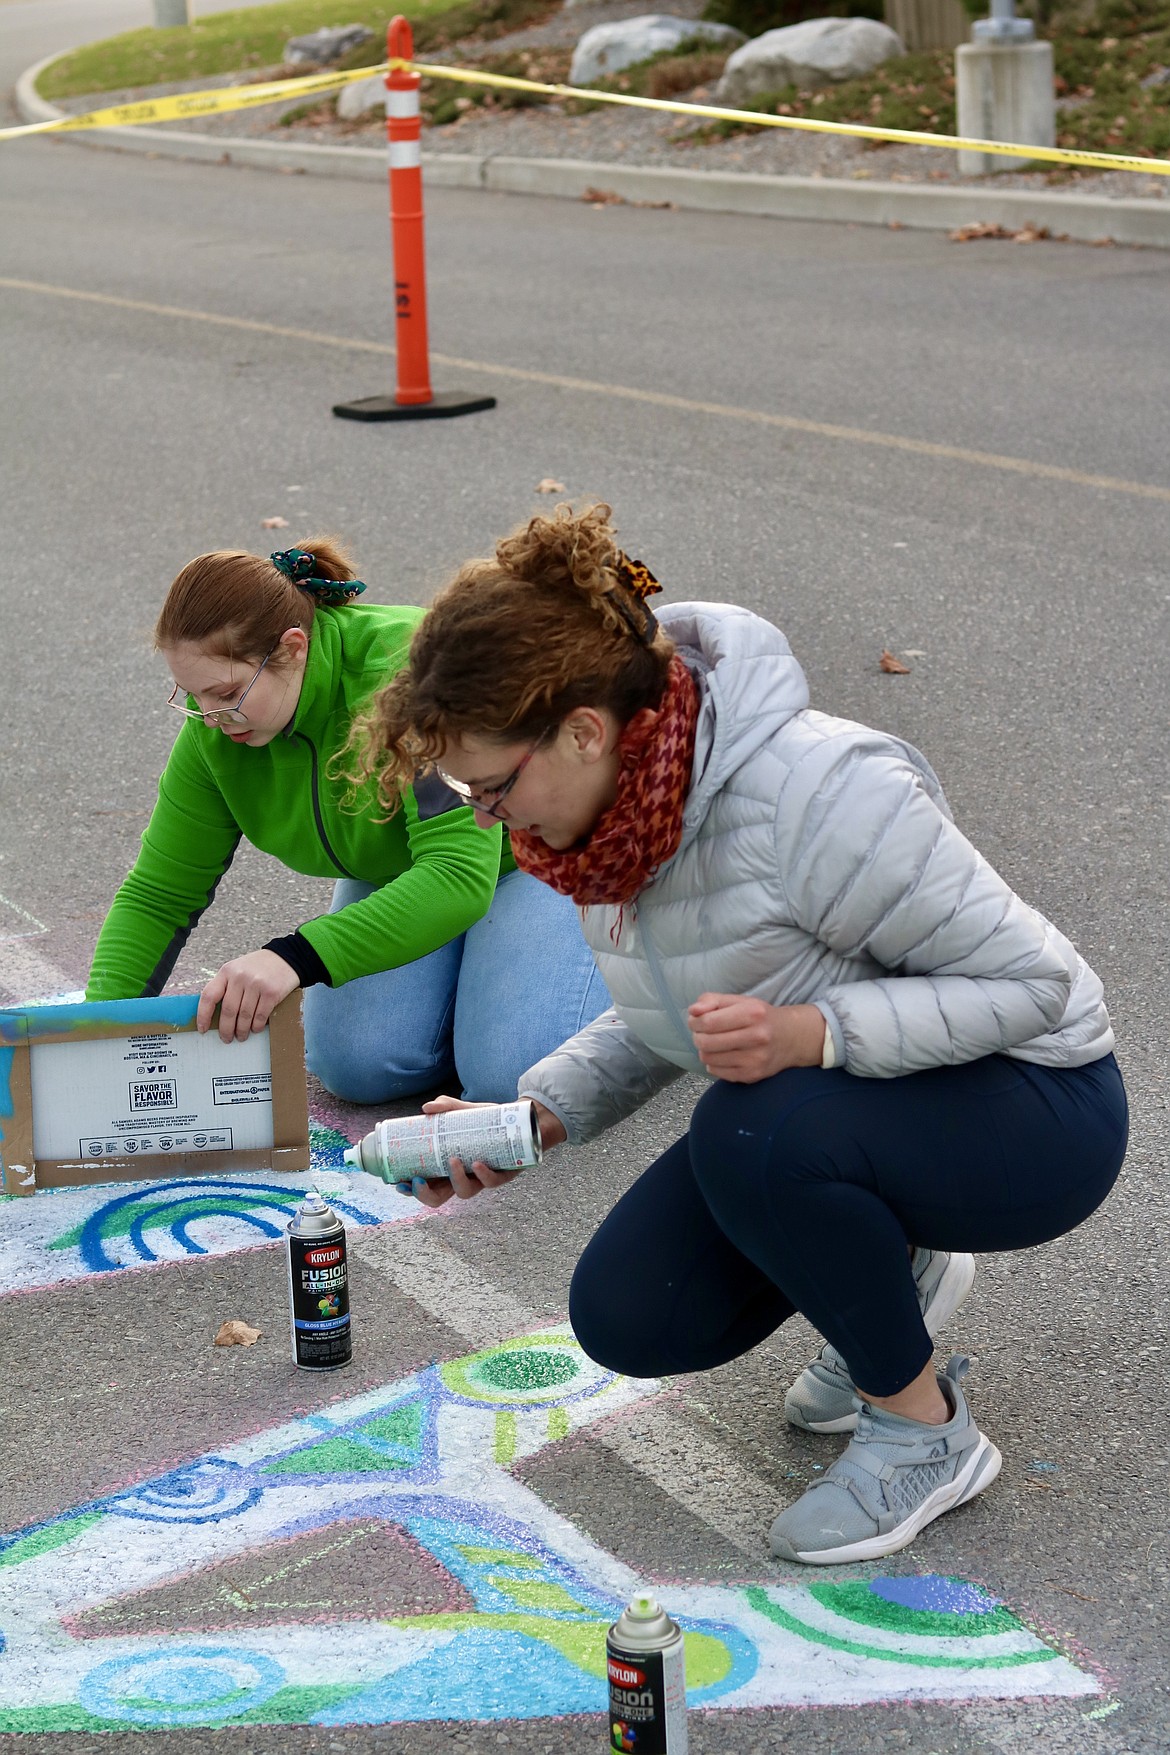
86,538,609,1102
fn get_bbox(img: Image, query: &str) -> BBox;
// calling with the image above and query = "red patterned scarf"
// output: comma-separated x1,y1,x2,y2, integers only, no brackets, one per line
509,656,700,906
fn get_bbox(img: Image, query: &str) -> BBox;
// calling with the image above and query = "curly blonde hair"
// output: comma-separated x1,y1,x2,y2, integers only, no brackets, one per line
347,503,674,814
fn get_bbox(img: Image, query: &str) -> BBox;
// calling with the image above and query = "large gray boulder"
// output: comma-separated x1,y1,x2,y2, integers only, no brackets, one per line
283,23,373,67
569,15,744,88
715,17,904,102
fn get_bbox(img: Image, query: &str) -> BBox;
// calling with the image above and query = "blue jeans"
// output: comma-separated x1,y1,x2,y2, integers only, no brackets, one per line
570,1053,1128,1398
304,869,610,1104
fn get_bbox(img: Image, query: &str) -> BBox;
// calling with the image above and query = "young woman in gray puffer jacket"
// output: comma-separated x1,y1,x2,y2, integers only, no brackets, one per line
354,502,1127,1567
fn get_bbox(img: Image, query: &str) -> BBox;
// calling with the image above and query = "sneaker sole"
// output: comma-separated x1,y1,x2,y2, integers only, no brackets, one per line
776,1433,1003,1565
921,1252,976,1338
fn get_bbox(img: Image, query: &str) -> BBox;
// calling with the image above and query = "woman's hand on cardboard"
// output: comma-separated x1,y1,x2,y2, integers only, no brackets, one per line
198,951,300,1042
687,994,827,1083
401,1094,567,1207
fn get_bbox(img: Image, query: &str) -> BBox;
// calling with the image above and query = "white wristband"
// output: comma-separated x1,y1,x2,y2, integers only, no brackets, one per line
820,1021,837,1070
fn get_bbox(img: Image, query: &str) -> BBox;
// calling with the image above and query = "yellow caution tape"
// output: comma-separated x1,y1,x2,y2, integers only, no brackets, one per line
402,58,1170,178
3,50,1169,181
0,62,390,140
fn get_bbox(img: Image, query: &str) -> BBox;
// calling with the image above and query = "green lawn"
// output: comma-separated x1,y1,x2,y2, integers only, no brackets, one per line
37,0,552,100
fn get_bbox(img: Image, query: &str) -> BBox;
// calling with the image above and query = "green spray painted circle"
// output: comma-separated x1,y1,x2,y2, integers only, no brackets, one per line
474,1348,577,1393
440,1333,591,1406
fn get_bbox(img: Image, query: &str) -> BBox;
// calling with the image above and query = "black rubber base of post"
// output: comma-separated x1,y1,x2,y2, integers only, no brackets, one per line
332,391,498,422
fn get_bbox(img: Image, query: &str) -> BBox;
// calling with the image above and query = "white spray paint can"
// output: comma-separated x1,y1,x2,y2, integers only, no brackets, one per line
606,1592,687,1754
342,1099,543,1183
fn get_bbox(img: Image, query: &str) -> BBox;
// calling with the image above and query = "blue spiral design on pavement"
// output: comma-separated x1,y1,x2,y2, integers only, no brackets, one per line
79,1645,284,1726
106,1460,263,1525
74,1178,383,1270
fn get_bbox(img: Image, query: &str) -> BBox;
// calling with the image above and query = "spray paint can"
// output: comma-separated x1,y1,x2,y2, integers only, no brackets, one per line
606,1593,687,1754
285,1192,352,1371
342,1099,543,1184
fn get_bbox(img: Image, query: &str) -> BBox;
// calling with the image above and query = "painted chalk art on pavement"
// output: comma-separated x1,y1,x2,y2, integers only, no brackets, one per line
0,1325,1097,1732
0,987,414,1290
0,1118,415,1291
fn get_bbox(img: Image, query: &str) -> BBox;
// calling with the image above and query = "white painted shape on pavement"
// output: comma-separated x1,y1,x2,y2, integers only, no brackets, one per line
0,1168,418,1290
0,893,48,939
0,1329,1097,1727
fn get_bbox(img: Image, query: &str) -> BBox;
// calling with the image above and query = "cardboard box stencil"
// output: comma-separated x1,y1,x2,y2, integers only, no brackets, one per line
0,993,310,1195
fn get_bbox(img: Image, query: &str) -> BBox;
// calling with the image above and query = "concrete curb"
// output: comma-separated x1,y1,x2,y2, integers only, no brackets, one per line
16,51,1170,247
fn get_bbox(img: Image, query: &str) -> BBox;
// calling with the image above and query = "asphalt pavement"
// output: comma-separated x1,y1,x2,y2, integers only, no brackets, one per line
1,134,1168,1753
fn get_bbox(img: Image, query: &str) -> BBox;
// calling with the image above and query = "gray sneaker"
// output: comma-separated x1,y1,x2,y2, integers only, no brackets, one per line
770,1355,1001,1565
784,1248,976,1435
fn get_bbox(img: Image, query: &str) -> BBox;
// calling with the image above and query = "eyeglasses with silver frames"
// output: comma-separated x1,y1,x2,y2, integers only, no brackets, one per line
167,647,277,728
437,734,548,821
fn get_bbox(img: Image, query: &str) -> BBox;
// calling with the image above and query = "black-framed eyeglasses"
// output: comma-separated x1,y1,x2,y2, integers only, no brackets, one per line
437,734,548,821
167,647,277,728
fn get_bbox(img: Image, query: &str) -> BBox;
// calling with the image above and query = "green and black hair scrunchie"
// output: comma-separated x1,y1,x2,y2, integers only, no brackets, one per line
271,547,367,608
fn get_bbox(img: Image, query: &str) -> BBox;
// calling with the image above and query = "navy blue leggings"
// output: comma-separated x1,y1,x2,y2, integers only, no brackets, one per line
569,1054,1127,1397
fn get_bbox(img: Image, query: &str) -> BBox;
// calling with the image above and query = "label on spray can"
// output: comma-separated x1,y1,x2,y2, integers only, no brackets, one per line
286,1193,352,1371
343,1099,543,1183
606,1594,687,1754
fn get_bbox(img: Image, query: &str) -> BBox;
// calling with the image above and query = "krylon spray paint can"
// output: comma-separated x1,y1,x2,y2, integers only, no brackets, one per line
285,1192,352,1371
342,1099,543,1184
606,1593,687,1754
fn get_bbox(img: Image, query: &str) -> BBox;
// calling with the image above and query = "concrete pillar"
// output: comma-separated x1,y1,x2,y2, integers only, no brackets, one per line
956,39,1056,175
153,0,190,27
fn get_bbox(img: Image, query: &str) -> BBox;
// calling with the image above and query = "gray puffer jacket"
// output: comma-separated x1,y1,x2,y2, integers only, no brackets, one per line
520,602,1113,1145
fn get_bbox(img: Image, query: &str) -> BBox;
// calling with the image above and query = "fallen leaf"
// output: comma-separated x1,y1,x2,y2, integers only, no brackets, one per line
949,221,1010,242
535,478,566,494
879,649,911,674
950,221,1055,246
581,186,624,206
214,1319,262,1347
261,515,290,530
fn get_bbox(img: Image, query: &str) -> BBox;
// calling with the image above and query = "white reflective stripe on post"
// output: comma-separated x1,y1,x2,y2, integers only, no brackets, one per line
386,88,420,118
388,139,422,168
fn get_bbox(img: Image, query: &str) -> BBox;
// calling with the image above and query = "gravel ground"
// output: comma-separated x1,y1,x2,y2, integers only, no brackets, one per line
47,0,1170,204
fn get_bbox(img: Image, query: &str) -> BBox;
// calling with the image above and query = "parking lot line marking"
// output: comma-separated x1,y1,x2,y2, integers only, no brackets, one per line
4,274,1170,506
351,1221,534,1347
599,1402,778,1560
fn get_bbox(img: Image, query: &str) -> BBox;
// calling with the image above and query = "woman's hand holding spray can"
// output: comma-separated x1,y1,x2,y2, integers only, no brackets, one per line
343,1098,558,1203
305,1100,559,1362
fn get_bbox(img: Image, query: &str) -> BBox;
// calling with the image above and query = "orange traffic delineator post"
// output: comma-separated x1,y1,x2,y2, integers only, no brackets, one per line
333,16,496,423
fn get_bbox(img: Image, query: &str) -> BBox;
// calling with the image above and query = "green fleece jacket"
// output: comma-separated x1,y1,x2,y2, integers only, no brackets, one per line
87,603,505,999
